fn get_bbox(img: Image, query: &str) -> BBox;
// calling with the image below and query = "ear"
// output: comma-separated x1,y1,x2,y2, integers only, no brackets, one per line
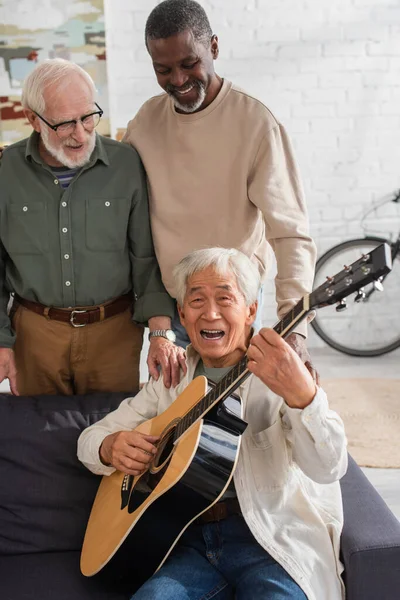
177,303,186,328
246,301,258,326
210,35,219,60
24,109,41,133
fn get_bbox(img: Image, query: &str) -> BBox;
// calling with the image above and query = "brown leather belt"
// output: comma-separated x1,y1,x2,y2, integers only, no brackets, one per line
13,293,133,327
195,497,242,525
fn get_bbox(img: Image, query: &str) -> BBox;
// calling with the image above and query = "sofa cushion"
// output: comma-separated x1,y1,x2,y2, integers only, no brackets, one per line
0,551,132,600
0,393,127,556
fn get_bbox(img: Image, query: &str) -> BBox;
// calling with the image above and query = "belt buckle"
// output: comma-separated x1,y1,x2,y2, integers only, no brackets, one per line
70,309,87,328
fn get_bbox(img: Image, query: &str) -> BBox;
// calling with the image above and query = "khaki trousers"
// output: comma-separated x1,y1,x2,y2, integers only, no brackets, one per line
11,304,144,396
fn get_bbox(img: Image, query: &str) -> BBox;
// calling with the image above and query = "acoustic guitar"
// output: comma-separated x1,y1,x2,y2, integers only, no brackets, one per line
81,242,391,584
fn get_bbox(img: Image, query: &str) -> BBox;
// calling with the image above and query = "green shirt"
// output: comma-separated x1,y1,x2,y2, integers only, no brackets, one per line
194,360,233,383
0,132,174,348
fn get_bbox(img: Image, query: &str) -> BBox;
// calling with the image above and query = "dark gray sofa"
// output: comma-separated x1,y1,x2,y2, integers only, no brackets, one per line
0,392,399,600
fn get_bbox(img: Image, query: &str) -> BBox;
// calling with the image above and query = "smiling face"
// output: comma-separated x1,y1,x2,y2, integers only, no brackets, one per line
26,73,96,168
178,266,257,367
147,29,221,113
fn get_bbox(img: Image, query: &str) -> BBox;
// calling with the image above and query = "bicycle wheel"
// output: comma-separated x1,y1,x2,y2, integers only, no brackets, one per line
311,238,400,356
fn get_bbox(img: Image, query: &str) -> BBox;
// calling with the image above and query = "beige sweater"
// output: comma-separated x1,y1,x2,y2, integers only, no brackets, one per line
124,79,316,334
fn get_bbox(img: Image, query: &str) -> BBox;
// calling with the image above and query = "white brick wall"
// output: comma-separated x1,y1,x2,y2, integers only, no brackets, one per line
104,0,400,352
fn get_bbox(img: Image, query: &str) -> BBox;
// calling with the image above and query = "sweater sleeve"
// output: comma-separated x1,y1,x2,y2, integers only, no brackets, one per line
248,123,317,337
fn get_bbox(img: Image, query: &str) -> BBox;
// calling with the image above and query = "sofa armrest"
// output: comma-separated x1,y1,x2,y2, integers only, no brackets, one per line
340,455,400,600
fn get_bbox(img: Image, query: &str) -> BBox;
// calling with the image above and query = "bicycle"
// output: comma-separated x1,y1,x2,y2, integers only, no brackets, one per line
311,189,400,356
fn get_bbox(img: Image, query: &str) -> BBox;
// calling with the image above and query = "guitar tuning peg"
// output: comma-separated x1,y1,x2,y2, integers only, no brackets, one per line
354,288,366,303
373,278,384,292
336,299,347,312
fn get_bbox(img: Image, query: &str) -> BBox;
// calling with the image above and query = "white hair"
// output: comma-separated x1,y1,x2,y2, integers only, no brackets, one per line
173,247,261,306
21,59,96,113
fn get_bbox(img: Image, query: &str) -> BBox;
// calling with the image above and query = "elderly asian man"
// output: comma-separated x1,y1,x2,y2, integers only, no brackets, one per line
78,247,347,600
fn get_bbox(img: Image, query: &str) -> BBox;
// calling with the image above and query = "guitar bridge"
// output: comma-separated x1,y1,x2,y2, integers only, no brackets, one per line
120,474,133,509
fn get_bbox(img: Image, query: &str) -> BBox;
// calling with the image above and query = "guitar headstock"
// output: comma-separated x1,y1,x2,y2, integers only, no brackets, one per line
310,242,392,310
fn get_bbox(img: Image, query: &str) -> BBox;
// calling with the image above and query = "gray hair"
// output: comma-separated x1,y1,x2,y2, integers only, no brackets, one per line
173,248,261,306
145,0,213,48
21,58,96,113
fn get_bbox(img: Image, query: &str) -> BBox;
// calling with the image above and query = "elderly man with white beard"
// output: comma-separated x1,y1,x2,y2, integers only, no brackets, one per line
0,59,184,396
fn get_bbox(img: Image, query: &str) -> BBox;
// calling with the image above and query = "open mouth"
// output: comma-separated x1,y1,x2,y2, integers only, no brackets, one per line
200,329,225,341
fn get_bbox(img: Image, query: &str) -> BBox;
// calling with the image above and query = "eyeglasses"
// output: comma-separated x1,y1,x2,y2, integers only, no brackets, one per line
34,103,103,138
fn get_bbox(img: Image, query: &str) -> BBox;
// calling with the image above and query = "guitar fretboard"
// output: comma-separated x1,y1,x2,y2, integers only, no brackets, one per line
173,295,309,442
273,298,306,336
174,355,249,442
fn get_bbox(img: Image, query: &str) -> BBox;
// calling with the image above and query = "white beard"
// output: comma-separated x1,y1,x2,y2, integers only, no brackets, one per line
40,126,96,168
171,84,206,114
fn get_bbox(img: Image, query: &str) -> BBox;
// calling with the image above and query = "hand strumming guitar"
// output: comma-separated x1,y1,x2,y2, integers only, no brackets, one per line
99,430,159,476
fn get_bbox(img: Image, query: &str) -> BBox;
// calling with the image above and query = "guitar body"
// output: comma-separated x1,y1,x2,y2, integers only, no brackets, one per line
81,376,246,585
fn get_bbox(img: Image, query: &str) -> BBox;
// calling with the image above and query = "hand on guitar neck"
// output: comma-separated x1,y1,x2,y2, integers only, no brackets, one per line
247,328,317,410
285,332,320,385
99,430,159,476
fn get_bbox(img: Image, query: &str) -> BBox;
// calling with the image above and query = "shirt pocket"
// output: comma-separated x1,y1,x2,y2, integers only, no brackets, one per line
248,419,290,492
85,198,131,252
5,202,48,254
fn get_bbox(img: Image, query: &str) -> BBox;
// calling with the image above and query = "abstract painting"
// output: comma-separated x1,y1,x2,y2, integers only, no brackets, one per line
0,0,110,145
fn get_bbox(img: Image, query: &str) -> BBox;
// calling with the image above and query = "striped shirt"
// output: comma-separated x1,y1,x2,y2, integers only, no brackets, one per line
51,166,81,189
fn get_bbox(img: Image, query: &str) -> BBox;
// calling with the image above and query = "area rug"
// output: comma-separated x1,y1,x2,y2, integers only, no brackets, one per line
321,378,400,468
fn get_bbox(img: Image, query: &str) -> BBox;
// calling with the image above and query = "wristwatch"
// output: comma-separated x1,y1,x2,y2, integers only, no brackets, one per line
148,329,176,343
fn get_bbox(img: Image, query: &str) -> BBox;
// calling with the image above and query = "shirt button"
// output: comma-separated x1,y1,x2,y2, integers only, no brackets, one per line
23,206,28,212
65,281,71,287
61,201,67,207
105,201,110,207
62,227,68,233
54,179,59,185
64,254,70,260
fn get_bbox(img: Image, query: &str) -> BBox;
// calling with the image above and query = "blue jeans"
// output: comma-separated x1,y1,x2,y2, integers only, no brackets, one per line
172,287,265,349
130,515,306,600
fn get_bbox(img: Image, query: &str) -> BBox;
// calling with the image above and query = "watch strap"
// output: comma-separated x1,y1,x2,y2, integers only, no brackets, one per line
148,329,176,342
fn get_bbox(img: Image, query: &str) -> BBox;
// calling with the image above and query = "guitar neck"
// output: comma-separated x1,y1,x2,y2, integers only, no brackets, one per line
273,295,310,338
174,295,311,443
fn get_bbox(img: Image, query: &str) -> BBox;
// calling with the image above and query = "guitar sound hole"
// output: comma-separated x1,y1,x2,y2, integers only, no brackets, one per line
151,427,176,473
